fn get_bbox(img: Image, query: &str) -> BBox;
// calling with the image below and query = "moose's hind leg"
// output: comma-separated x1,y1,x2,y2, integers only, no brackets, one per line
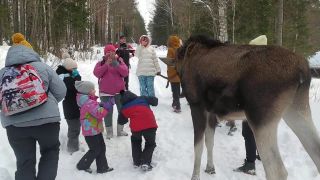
204,112,217,174
246,95,289,180
283,86,320,173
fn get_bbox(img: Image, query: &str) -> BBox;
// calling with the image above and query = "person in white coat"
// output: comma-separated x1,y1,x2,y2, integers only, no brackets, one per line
135,35,161,97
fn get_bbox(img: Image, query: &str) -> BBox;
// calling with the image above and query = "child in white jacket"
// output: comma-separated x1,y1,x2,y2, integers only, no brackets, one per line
135,35,161,97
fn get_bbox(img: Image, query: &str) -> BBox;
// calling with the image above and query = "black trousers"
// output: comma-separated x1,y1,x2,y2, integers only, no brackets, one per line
242,121,257,162
6,122,60,180
77,134,109,172
124,76,129,90
131,128,157,166
66,119,81,152
171,82,181,109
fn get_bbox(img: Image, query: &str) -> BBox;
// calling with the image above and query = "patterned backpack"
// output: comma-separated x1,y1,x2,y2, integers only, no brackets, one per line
0,64,48,116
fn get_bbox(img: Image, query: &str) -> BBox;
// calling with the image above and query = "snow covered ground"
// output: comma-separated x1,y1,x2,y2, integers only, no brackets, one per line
0,45,320,180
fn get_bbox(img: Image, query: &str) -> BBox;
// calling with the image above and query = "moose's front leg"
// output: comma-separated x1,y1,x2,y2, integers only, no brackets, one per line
204,112,217,174
190,105,207,180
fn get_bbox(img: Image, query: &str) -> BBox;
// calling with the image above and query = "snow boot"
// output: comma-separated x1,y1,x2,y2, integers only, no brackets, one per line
106,126,113,139
117,125,128,136
233,159,256,175
77,168,93,174
97,167,114,174
141,164,153,171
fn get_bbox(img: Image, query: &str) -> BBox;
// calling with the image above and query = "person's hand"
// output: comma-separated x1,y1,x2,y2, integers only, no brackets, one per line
106,58,112,65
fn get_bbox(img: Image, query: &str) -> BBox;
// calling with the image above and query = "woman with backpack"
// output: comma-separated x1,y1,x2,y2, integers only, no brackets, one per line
0,33,66,180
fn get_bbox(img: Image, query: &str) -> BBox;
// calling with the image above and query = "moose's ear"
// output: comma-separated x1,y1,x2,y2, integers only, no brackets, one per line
185,42,198,58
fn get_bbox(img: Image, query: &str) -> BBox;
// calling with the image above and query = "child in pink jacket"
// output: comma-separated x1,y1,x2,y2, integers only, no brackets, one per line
74,81,114,174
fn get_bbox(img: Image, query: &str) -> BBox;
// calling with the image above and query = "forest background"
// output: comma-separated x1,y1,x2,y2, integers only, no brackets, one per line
0,0,319,57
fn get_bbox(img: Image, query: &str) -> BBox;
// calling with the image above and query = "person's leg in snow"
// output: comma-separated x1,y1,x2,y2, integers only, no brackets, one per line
140,128,157,171
138,76,148,96
171,82,181,112
115,94,128,136
7,122,60,180
234,121,257,175
95,134,113,173
7,126,37,180
100,96,114,139
77,134,103,173
66,118,81,153
131,132,143,167
145,76,155,97
36,123,60,180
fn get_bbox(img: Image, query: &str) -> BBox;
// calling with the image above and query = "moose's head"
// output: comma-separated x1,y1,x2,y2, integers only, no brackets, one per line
175,35,224,79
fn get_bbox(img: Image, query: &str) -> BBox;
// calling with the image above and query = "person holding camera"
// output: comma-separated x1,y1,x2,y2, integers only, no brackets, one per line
93,44,129,139
115,35,135,90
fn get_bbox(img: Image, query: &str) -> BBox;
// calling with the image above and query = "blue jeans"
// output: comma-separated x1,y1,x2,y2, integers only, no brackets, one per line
138,76,155,97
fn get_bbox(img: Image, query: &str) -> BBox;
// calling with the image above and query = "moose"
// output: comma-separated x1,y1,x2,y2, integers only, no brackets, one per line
175,35,320,180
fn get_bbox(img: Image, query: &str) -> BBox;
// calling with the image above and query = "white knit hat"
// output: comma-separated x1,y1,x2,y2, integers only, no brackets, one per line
62,58,78,70
249,35,267,45
75,81,95,94
61,51,71,59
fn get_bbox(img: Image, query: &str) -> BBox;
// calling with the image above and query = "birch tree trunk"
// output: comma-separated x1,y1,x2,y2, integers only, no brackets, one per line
105,0,110,44
275,0,283,45
218,0,228,42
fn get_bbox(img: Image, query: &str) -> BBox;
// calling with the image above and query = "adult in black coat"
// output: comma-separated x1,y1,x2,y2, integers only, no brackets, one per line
56,58,81,153
115,35,135,90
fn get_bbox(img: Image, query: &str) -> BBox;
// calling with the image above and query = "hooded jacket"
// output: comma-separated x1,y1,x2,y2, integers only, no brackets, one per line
93,57,128,95
135,35,161,76
76,94,108,136
166,35,181,83
120,91,158,132
0,45,66,127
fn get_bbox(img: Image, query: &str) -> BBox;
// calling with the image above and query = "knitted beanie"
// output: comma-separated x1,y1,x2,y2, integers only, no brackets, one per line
249,35,267,45
11,33,33,49
61,52,71,59
62,58,78,70
75,81,95,95
104,44,116,55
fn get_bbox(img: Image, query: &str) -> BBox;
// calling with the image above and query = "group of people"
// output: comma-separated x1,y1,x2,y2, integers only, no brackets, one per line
0,33,169,180
0,32,265,180
55,34,162,175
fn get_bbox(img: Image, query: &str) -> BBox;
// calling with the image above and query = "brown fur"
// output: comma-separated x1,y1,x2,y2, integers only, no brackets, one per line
176,35,320,180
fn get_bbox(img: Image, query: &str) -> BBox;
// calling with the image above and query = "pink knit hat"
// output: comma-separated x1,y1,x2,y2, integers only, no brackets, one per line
104,44,116,55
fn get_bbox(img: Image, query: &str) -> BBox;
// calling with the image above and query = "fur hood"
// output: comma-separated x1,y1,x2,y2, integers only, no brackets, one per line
139,35,152,47
167,35,181,49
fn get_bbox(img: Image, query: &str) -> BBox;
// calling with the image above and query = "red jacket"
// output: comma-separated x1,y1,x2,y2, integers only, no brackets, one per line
121,97,157,132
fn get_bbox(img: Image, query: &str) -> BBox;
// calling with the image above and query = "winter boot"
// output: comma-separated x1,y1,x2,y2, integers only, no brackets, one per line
233,159,256,175
173,106,181,113
117,124,128,136
77,167,93,174
106,126,113,139
141,164,153,171
97,167,114,174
